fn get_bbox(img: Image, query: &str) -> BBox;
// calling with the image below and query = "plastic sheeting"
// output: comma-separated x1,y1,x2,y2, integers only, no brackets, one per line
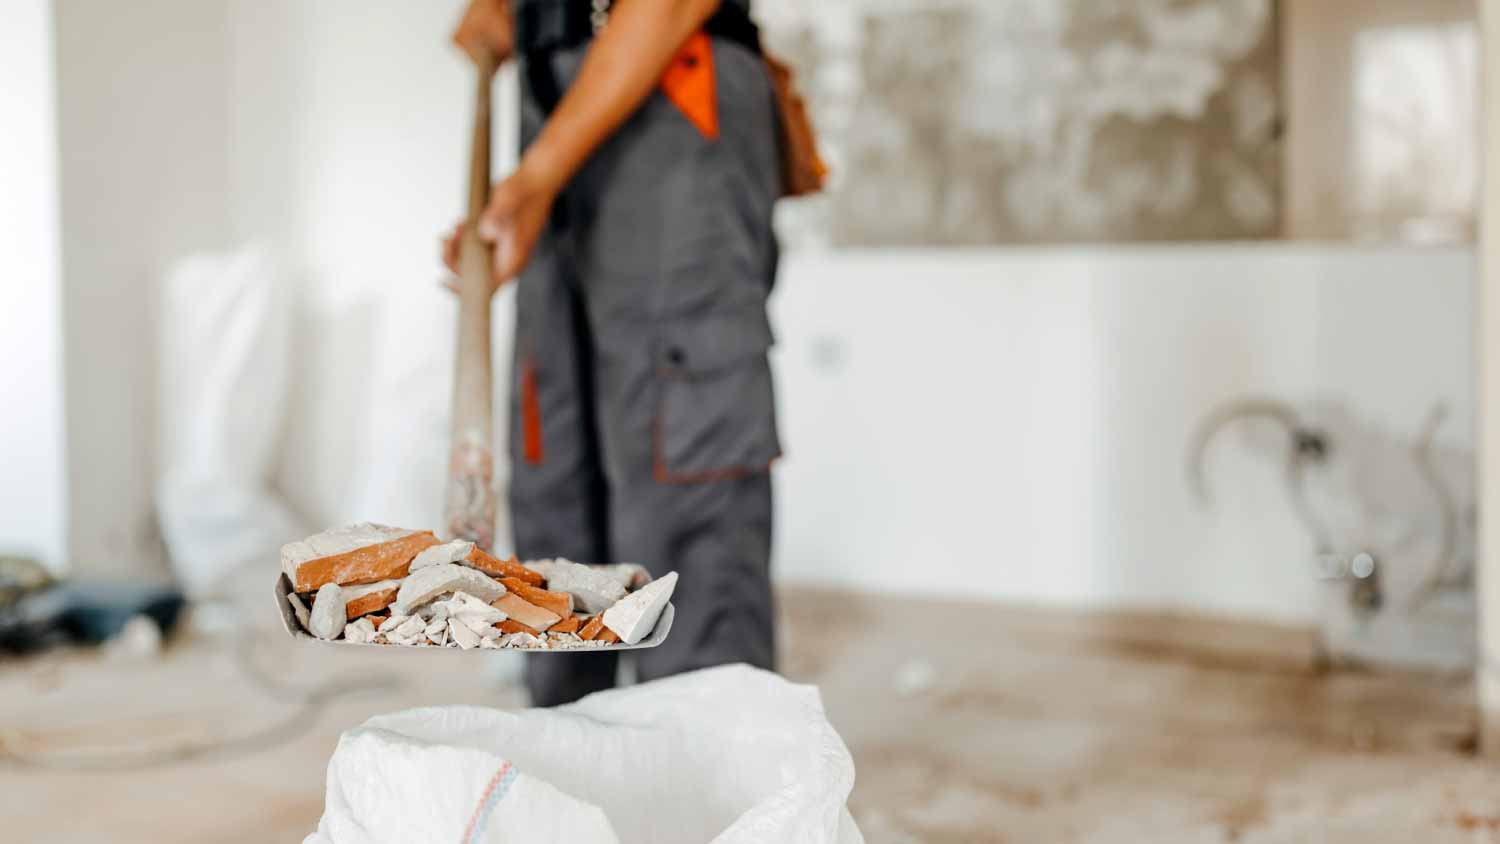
157,246,301,595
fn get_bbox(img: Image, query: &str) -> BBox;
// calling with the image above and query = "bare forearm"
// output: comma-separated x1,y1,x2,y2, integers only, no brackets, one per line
519,0,718,194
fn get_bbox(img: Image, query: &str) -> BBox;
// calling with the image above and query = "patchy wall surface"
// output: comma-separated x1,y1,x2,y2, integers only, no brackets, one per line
760,0,1281,247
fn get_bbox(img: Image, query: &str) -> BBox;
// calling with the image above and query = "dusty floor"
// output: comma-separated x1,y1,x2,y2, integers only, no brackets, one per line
1,587,1496,843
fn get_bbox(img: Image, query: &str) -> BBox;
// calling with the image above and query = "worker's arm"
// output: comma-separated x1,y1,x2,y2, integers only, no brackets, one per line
445,0,720,289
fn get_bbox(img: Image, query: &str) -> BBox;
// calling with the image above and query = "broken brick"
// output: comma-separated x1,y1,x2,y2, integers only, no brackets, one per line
548,615,581,634
578,615,606,641
491,593,561,631
499,578,574,618
281,524,439,592
343,579,401,620
496,618,542,636
466,547,545,586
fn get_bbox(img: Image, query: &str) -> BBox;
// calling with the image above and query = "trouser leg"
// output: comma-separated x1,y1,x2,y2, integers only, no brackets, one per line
508,231,618,706
568,40,785,683
623,472,777,680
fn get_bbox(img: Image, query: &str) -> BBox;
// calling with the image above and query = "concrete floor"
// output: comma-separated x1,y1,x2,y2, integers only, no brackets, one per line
2,586,1497,843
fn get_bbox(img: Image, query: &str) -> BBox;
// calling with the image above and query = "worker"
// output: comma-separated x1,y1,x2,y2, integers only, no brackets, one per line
444,0,784,705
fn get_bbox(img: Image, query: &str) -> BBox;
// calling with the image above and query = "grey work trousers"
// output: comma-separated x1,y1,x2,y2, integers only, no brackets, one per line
511,38,782,706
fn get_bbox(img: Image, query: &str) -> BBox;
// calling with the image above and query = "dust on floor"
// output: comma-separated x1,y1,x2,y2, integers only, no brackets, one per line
1,587,1495,843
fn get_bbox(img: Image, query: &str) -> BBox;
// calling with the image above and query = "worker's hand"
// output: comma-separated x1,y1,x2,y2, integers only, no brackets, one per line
440,167,556,293
479,169,556,286
453,0,514,68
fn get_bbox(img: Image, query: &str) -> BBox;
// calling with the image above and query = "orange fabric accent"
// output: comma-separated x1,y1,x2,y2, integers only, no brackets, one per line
652,413,782,485
521,359,544,465
660,31,718,140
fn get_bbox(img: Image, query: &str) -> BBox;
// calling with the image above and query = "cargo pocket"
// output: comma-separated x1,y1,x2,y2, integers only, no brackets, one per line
654,313,780,484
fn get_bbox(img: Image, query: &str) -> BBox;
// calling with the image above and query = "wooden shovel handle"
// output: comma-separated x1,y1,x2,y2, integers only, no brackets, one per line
445,51,499,548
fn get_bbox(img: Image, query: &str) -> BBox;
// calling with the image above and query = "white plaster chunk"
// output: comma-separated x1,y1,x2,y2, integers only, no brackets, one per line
378,614,409,633
409,539,476,572
423,619,447,639
500,632,542,648
522,558,558,577
602,571,677,644
309,583,347,640
531,560,627,614
343,617,377,644
395,563,505,613
479,636,500,649
286,593,312,632
458,616,498,640
596,563,651,592
448,619,480,650
430,626,448,647
392,615,427,640
448,591,507,627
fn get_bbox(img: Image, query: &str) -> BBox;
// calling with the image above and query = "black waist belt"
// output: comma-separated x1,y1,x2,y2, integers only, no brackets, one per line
517,0,762,113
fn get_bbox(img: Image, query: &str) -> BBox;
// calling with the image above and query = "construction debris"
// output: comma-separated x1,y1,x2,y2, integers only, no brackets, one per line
394,562,506,613
280,524,674,651
595,562,651,591
409,539,476,572
343,616,377,644
525,559,626,613
281,523,439,592
492,593,562,631
602,571,677,644
465,547,545,586
286,592,312,630
448,618,481,649
308,583,347,640
343,579,401,620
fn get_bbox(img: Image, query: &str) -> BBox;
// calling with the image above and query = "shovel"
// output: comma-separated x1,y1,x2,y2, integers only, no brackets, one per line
273,53,673,653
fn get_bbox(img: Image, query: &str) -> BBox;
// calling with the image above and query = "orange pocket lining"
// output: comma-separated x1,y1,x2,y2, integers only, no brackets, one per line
660,31,718,141
521,359,544,465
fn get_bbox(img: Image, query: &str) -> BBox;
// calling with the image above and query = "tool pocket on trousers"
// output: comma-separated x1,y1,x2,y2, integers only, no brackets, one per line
654,313,780,484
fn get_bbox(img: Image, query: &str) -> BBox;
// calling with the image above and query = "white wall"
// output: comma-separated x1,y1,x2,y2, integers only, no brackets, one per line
771,247,1474,622
0,0,68,570
53,0,232,576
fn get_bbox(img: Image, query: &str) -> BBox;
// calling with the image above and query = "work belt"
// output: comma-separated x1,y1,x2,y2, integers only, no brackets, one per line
515,0,763,113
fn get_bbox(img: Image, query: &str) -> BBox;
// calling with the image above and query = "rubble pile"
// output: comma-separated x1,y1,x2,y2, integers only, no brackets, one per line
280,523,676,650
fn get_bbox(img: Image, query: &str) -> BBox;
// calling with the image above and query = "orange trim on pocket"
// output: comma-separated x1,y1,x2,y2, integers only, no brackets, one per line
651,414,780,485
660,31,718,141
521,360,544,465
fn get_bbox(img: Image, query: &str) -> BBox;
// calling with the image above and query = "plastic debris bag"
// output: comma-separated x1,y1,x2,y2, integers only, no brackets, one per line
305,665,864,844
157,245,302,595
